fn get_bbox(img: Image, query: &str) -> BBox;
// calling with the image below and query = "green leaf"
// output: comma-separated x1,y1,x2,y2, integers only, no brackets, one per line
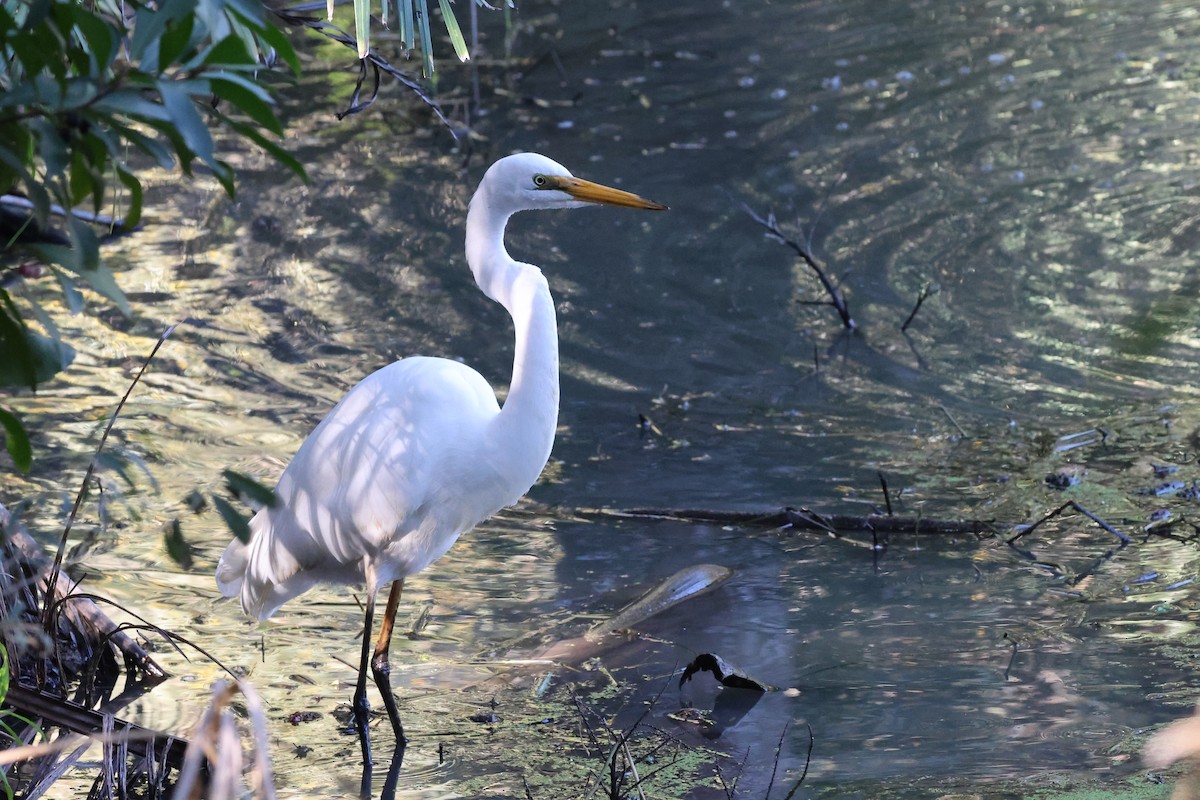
0,408,32,473
66,216,100,270
157,8,197,68
223,469,278,509
416,0,435,76
200,31,254,68
0,142,50,225
163,519,195,570
29,243,131,315
211,495,252,544
437,0,469,62
60,4,120,73
0,294,35,388
224,118,306,182
210,74,282,135
0,310,74,389
104,121,175,169
398,0,414,51
130,0,197,63
24,294,66,342
90,90,173,124
114,166,144,229
355,0,370,58
0,645,9,702
156,80,215,166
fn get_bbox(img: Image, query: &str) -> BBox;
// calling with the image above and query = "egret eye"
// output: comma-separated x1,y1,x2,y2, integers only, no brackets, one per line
532,174,548,188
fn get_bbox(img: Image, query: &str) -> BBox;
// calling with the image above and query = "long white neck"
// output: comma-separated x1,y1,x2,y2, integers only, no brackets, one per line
466,190,560,489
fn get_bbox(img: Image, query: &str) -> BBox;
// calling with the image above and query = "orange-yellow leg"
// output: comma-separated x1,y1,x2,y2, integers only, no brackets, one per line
371,579,407,746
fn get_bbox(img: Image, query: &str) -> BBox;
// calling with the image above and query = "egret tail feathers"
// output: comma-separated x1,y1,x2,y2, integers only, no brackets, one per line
215,538,248,599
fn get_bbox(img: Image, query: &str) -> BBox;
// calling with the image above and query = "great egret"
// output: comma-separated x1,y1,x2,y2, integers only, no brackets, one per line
215,152,666,764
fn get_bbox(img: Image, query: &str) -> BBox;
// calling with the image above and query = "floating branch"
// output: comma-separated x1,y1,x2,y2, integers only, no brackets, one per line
740,202,856,331
576,506,994,537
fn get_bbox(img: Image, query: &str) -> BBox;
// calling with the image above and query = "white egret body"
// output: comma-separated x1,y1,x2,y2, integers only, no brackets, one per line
215,152,665,762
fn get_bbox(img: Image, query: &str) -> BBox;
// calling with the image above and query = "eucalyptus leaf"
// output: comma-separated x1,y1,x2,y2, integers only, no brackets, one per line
31,243,131,315
225,119,306,181
354,0,370,58
437,0,470,62
398,0,414,52
210,75,282,135
157,80,215,166
417,0,435,76
253,21,301,75
0,325,74,387
114,166,144,229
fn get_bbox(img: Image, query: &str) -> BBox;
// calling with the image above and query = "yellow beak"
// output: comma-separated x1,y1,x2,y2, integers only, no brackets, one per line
545,176,668,211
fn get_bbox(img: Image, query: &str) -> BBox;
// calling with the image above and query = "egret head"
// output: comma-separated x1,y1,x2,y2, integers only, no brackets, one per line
482,152,668,214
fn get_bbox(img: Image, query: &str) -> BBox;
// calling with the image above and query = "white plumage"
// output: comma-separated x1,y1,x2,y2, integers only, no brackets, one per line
214,152,665,764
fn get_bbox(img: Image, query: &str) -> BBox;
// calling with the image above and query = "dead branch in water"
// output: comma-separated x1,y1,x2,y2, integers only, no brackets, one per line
0,504,167,680
740,201,856,331
576,506,995,538
1,684,187,769
1006,500,1133,546
901,282,940,333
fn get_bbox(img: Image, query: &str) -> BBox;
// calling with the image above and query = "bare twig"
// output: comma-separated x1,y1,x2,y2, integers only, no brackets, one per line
900,282,940,332
877,471,893,516
42,325,177,630
937,403,968,438
740,202,856,331
781,724,815,800
1006,500,1133,546
764,723,789,800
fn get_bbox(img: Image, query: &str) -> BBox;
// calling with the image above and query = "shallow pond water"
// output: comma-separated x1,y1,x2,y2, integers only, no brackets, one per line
8,0,1200,797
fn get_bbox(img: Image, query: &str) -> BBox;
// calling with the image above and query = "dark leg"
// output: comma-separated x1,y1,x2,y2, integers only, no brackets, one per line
370,578,407,746
353,588,377,768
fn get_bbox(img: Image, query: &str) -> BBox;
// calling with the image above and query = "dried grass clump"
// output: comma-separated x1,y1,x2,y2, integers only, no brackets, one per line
174,678,277,800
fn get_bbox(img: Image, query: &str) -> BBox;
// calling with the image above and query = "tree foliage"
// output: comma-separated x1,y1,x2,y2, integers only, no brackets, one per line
0,0,490,471
0,0,305,468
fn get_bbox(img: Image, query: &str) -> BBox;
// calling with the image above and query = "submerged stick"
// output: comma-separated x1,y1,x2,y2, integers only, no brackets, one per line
576,506,994,537
740,201,856,331
900,282,940,332
1006,500,1133,546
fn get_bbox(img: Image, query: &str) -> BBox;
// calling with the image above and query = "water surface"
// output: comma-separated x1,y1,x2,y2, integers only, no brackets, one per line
8,0,1200,796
